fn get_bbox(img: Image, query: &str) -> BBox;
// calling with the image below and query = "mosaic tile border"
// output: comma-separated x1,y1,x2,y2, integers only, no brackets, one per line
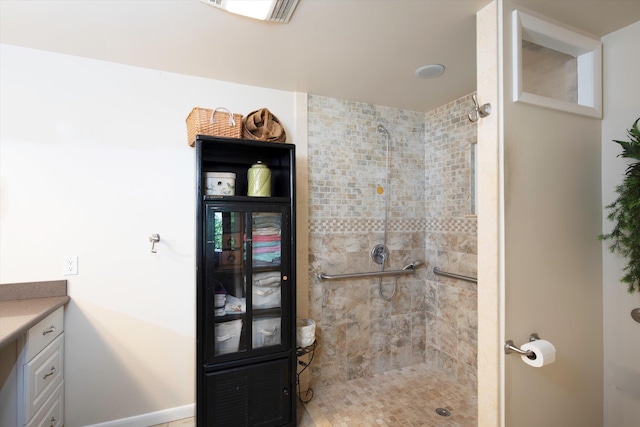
309,217,477,234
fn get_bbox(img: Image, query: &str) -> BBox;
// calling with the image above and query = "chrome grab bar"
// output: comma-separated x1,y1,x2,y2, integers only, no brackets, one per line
319,261,423,281
433,267,477,284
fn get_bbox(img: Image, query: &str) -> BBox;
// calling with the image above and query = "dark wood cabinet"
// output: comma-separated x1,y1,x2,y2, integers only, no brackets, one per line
196,136,296,426
204,358,292,426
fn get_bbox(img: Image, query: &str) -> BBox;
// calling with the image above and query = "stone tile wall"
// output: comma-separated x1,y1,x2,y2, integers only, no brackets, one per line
424,94,478,390
307,93,477,391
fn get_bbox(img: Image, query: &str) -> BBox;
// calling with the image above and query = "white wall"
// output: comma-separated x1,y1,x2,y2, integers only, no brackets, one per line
601,21,640,427
0,44,297,426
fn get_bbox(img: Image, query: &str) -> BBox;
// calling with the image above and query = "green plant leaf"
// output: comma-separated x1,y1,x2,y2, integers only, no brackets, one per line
601,118,640,294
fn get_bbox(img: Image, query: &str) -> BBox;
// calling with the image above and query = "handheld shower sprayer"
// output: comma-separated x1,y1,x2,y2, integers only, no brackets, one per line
403,261,424,270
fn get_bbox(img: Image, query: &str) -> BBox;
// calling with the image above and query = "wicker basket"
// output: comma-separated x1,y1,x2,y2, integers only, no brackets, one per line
242,108,287,143
186,107,243,146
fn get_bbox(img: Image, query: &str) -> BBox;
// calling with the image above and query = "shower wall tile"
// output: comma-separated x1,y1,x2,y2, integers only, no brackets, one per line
437,317,458,360
424,93,478,389
457,327,478,368
425,94,477,219
346,320,370,358
458,289,478,331
458,361,478,391
437,282,459,324
308,283,323,325
389,281,411,316
369,317,391,354
437,350,457,378
391,344,412,370
370,351,391,375
411,280,428,312
307,93,477,392
308,95,425,221
411,311,427,361
390,313,413,370
425,312,437,348
347,353,370,380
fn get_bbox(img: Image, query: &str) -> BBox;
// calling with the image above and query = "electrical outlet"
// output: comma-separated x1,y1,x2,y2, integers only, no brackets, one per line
62,256,78,275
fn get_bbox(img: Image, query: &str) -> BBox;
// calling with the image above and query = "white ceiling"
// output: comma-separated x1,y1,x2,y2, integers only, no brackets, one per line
1,0,639,113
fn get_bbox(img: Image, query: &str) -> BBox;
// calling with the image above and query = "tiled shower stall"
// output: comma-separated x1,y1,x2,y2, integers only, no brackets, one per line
306,93,478,391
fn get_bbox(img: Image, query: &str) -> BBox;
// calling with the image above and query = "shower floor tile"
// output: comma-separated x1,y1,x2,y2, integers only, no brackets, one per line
299,363,477,427
154,363,476,427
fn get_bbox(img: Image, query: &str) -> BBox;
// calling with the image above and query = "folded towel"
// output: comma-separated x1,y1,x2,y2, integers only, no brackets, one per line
253,245,281,254
253,259,280,267
253,272,281,287
253,241,281,248
252,251,281,262
244,232,281,241
253,227,281,237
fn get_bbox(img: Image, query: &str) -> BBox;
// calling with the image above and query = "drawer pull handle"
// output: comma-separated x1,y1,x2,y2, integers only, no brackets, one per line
43,366,56,379
43,326,56,335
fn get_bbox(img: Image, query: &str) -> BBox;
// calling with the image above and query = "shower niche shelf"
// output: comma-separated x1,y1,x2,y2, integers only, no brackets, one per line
196,135,297,427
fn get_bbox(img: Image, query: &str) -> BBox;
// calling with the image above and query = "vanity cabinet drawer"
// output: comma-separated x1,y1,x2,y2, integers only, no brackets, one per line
26,381,64,427
25,306,64,361
23,333,64,422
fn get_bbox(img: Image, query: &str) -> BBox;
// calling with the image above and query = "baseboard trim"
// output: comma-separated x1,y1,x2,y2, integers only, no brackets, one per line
87,404,194,427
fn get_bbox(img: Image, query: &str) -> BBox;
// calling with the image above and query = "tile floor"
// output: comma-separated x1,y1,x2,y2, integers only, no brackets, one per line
153,363,477,427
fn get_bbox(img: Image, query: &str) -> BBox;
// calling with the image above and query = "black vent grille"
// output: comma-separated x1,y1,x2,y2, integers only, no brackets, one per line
250,367,285,424
212,374,249,426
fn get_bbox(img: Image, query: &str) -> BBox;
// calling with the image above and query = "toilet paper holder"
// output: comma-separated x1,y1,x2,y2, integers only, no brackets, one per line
505,333,540,359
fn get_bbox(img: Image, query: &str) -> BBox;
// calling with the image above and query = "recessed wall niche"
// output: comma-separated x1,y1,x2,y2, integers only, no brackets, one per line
512,10,602,118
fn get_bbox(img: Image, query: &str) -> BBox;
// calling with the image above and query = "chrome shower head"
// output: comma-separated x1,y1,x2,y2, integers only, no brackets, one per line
403,261,424,270
377,124,389,134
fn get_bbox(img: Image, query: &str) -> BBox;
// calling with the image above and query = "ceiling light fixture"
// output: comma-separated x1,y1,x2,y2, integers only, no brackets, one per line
415,64,445,79
201,0,300,23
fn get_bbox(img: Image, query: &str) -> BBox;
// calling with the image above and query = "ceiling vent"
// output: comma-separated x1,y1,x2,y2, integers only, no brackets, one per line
201,0,300,23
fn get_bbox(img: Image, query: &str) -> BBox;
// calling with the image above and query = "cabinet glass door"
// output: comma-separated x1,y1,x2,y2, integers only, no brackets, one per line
250,212,283,351
206,208,247,359
204,204,289,363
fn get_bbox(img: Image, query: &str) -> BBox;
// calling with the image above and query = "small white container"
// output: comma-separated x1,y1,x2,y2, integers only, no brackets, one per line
205,172,236,196
252,285,281,309
296,318,316,348
253,317,281,349
215,319,242,355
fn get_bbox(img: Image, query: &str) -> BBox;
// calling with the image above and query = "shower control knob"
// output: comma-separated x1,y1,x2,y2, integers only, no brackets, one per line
371,244,388,265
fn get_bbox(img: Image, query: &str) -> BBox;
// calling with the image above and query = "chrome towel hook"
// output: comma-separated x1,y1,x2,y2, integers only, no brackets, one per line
149,234,160,253
468,94,491,122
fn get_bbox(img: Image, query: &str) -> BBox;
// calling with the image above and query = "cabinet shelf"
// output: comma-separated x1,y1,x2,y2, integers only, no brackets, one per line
212,307,282,324
204,195,291,203
209,265,283,276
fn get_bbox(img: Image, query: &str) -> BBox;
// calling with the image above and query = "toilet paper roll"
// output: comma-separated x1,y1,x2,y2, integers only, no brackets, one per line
520,339,556,367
